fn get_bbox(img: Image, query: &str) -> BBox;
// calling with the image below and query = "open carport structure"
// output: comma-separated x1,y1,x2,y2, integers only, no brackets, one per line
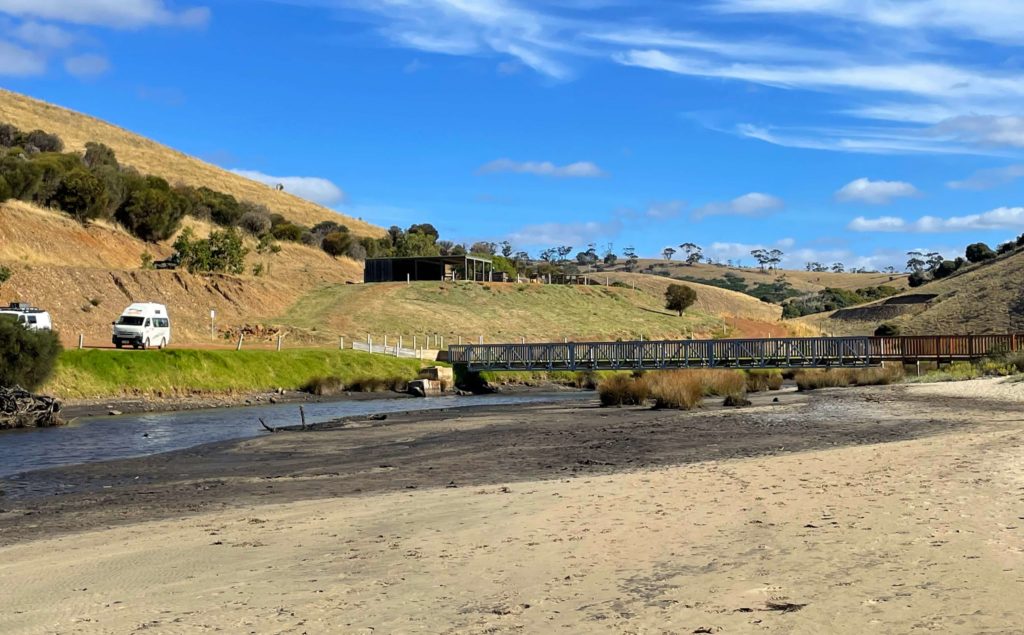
363,254,494,283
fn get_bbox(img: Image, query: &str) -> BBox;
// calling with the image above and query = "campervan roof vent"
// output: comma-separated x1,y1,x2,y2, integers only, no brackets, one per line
7,302,31,310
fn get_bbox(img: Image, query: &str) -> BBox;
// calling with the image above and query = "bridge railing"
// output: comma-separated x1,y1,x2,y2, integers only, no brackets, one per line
449,336,873,371
448,334,1024,371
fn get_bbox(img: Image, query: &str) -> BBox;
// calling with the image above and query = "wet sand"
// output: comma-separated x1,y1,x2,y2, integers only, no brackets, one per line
1,381,1023,633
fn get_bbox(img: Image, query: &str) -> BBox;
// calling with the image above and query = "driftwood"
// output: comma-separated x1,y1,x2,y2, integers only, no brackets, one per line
259,406,307,434
0,386,63,429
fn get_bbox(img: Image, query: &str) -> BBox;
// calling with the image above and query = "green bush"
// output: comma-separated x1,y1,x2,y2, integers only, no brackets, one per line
0,315,63,390
0,264,10,284
874,323,900,337
965,242,996,263
52,168,110,223
116,187,185,241
173,227,248,274
321,231,353,257
24,129,63,153
0,153,43,200
83,142,118,170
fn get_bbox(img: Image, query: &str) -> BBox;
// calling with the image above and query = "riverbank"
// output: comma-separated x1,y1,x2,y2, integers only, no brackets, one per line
45,348,430,402
1,381,1022,633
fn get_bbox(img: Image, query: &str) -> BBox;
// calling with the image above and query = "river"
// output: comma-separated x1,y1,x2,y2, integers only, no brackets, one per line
0,392,591,479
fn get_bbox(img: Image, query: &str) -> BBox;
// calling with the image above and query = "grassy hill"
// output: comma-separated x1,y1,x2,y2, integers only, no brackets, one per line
799,250,1024,335
614,259,909,296
0,201,363,345
0,89,382,236
277,277,797,344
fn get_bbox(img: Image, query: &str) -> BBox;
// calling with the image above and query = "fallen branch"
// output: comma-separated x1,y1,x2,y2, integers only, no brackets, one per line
0,386,64,430
259,417,279,433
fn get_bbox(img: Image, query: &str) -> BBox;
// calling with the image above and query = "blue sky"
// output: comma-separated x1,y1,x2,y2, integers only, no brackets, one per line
5,1,1024,270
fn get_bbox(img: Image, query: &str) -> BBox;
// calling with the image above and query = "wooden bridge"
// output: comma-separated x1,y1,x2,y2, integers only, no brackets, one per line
448,334,1023,372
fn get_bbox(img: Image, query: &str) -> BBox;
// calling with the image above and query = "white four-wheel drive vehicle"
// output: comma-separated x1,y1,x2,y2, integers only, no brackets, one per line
0,302,53,331
112,302,171,349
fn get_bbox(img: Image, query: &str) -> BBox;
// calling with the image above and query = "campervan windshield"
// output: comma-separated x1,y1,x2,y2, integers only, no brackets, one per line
116,316,145,326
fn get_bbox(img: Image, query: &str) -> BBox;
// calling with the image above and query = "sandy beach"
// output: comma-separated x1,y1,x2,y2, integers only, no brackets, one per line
1,380,1023,633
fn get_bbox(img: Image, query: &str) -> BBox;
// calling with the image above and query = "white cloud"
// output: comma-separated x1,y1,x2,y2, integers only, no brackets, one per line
835,178,920,205
506,220,621,248
693,192,783,219
947,165,1024,191
477,158,606,178
0,0,210,29
230,169,347,206
849,207,1024,233
930,116,1024,148
0,39,45,75
64,53,110,78
12,21,74,48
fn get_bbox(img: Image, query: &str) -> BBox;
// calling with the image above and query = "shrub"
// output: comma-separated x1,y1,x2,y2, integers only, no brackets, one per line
665,283,697,315
117,187,185,241
723,394,752,407
322,231,353,257
597,374,650,406
0,315,63,391
695,369,747,397
271,221,306,242
30,152,81,206
173,227,248,274
238,209,272,236
302,376,345,396
24,129,63,153
82,142,118,170
346,242,368,261
646,371,704,410
965,242,996,263
0,123,21,147
0,265,10,284
908,271,928,287
998,241,1016,255
347,376,408,392
52,168,110,223
874,323,900,337
932,260,959,279
0,154,42,200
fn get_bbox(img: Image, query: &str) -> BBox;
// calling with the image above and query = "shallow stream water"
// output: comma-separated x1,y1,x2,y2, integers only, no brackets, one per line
0,392,590,478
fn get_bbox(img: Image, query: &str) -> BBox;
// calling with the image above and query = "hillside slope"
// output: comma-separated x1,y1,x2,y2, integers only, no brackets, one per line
0,89,382,236
0,202,362,344
277,277,789,344
615,260,908,294
800,250,1024,335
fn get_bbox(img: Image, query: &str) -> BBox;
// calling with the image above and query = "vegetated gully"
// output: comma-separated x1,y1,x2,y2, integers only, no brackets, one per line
0,391,590,494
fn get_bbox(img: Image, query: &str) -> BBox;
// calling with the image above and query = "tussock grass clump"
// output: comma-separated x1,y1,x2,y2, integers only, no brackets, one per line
646,371,704,410
302,376,345,396
597,374,650,407
796,365,904,391
746,370,784,392
691,369,747,397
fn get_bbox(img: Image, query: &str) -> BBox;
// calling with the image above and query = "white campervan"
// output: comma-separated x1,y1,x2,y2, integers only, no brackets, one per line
112,303,171,349
0,302,53,331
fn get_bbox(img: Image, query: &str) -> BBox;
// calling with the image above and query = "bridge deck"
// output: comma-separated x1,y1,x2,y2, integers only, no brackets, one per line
448,334,1023,372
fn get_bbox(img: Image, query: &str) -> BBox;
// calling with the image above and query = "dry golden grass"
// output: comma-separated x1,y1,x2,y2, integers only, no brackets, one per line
598,271,784,325
0,89,384,237
646,371,704,410
597,374,650,407
809,249,1024,335
623,260,910,293
795,365,905,391
746,370,784,392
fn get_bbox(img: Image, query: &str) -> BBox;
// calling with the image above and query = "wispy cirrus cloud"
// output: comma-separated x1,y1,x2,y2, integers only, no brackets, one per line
477,158,606,178
693,192,783,219
849,207,1024,233
947,165,1024,191
835,178,920,205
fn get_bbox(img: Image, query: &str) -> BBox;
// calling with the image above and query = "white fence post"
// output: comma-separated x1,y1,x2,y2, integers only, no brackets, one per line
339,336,344,350
78,333,84,350
276,335,282,352
236,334,244,351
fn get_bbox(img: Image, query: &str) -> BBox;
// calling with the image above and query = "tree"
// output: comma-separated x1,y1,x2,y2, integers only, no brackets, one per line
751,249,769,272
0,315,62,391
556,245,573,262
470,241,496,256
407,223,439,240
499,240,513,258
906,251,926,273
680,242,702,265
662,247,676,261
117,187,185,242
664,283,697,316
933,260,959,279
965,242,996,263
52,168,109,223
321,231,353,258
603,253,618,266
831,262,845,273
767,249,784,270
925,252,944,271
908,270,928,287
576,250,598,266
